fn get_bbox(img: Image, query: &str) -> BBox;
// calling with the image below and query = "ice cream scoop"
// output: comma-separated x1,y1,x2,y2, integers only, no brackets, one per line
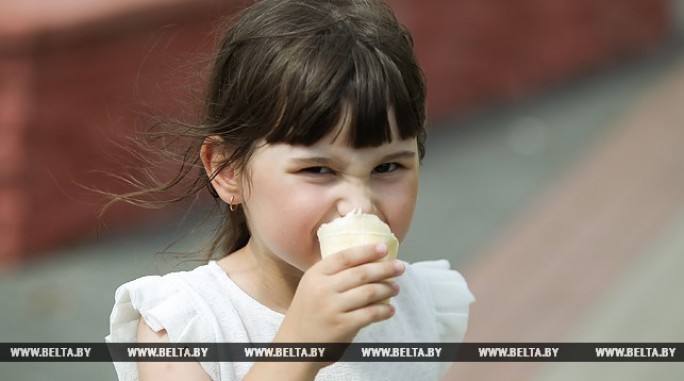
317,209,399,261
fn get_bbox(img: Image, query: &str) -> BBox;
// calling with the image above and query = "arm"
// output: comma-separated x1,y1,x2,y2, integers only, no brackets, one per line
138,319,316,381
243,243,404,381
136,319,212,381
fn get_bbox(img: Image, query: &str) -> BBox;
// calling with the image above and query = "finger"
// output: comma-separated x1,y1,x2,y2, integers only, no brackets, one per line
333,260,404,292
345,301,396,328
337,281,400,312
318,243,389,275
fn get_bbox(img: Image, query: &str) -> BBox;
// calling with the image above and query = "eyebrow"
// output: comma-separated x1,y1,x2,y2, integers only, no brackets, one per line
291,150,416,166
380,150,417,162
291,156,334,167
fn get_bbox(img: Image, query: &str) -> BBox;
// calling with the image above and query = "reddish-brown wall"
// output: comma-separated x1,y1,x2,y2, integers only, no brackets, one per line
0,1,234,265
391,0,671,116
0,0,671,265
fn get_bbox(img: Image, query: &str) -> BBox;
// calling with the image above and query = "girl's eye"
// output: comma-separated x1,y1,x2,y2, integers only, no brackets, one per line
302,166,334,175
373,162,400,174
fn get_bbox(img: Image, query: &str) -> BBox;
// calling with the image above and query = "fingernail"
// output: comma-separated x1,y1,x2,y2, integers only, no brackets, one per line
394,260,404,273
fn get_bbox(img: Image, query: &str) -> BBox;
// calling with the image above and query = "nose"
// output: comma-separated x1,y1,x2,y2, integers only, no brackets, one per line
336,180,376,216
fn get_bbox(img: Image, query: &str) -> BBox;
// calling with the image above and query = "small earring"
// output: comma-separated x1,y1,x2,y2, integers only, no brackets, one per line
229,195,236,212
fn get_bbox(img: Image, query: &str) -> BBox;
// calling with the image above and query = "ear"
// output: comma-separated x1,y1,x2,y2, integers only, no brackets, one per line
200,136,243,205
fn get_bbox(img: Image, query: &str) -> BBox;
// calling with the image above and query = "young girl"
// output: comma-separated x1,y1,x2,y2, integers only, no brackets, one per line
106,0,474,380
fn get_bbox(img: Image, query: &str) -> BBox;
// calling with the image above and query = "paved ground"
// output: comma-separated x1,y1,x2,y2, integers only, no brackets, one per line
447,48,684,380
2,36,684,381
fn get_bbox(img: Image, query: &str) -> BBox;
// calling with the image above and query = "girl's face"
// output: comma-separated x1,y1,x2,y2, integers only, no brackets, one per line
240,110,419,272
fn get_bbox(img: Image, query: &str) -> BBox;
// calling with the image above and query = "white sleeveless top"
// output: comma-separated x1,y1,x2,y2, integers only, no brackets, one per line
106,260,474,381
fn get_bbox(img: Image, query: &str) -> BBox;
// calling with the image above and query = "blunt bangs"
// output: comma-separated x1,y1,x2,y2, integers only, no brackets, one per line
265,31,425,156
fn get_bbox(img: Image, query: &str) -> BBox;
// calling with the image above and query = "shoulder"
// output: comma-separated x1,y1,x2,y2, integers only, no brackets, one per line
135,319,213,381
399,260,475,342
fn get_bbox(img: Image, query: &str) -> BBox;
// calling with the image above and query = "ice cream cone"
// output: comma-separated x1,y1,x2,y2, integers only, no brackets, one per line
317,210,399,261
317,211,399,303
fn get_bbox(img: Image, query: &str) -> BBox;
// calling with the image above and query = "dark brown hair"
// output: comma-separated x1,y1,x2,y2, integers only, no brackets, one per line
106,0,427,259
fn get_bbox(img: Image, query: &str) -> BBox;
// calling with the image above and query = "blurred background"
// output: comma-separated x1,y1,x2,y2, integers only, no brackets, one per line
2,0,684,380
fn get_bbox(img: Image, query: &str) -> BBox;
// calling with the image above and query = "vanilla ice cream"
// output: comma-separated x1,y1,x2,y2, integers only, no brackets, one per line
317,209,399,261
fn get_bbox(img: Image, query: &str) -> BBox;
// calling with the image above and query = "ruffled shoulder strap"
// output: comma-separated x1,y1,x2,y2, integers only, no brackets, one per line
409,260,475,342
107,274,213,342
105,268,222,380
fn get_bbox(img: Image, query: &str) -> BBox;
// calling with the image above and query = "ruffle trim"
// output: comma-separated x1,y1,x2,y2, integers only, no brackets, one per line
105,275,217,380
411,260,475,343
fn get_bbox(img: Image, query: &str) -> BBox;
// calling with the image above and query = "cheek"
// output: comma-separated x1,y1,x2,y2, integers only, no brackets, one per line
382,178,419,242
244,176,325,266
